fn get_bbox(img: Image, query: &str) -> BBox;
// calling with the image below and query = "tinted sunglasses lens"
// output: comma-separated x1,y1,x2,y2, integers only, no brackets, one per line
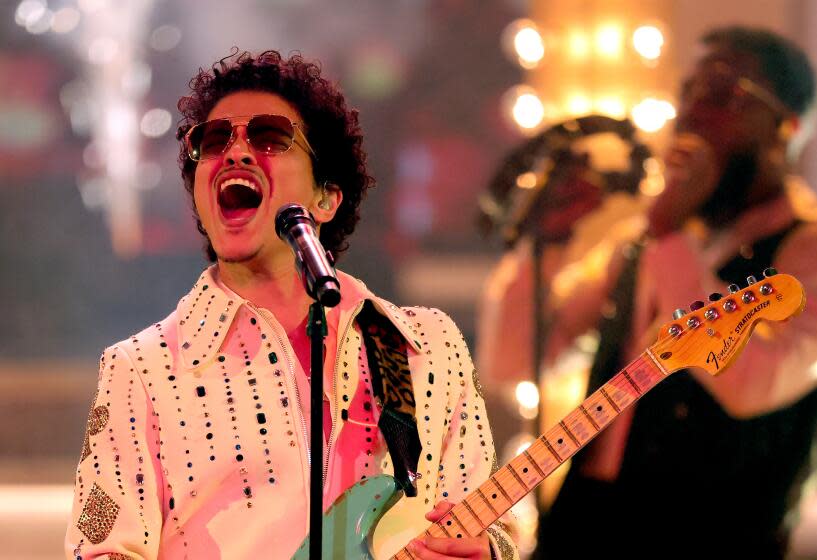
247,115,295,154
189,119,233,160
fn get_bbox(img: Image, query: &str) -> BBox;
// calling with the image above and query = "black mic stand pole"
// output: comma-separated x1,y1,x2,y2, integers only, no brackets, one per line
307,301,328,560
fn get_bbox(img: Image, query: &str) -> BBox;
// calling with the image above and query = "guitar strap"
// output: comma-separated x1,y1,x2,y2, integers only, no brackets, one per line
585,239,645,394
356,301,421,497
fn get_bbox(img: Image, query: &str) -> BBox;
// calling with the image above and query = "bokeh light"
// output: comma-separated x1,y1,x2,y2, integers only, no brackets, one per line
633,25,664,60
514,25,545,67
595,23,623,58
50,7,81,34
515,380,540,410
631,97,676,132
140,108,172,138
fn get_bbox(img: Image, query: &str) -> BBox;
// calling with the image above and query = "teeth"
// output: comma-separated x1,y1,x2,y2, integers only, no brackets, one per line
218,177,260,193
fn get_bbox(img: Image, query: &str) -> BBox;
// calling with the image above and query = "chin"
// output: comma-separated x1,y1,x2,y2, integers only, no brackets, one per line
214,245,262,264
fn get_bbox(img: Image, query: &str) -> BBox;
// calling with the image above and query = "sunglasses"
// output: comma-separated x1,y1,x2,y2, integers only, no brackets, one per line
680,62,790,117
184,114,317,162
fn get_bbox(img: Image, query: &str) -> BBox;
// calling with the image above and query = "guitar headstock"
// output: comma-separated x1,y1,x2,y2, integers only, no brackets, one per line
651,269,805,376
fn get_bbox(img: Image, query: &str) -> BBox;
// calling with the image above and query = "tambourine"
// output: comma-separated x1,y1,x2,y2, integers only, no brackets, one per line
478,115,651,246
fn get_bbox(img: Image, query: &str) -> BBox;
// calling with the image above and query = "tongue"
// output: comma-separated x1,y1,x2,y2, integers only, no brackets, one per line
218,184,262,221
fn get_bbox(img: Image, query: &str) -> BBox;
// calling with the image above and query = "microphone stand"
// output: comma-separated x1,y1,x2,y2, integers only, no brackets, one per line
307,301,328,560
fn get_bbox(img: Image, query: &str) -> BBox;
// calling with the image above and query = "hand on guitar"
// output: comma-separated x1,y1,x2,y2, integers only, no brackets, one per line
408,501,492,560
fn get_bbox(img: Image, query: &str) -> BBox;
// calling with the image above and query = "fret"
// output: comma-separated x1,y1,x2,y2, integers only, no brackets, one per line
599,386,621,413
506,462,530,490
448,509,470,537
559,421,580,447
606,375,639,405
475,488,499,517
489,474,515,507
508,454,542,488
461,499,484,529
395,352,685,559
494,467,529,502
621,368,642,395
540,435,563,463
579,403,600,431
584,392,617,427
561,411,595,444
629,358,666,390
434,521,452,538
526,439,561,475
523,449,547,478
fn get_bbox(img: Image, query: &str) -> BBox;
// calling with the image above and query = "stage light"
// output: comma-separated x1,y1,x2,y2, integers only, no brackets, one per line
25,8,52,34
633,25,664,60
15,0,45,27
106,104,137,141
596,23,623,59
502,19,546,69
508,87,545,130
514,437,533,457
514,25,545,67
595,96,626,118
631,97,675,133
567,29,590,61
50,7,80,33
140,108,172,138
567,93,592,116
516,381,540,410
660,99,676,119
88,37,119,64
149,25,182,52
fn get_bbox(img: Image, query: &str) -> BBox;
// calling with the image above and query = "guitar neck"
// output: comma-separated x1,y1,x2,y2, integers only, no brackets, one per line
392,351,669,559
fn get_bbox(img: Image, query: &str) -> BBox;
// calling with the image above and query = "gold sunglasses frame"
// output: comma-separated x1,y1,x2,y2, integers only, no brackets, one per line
184,114,317,161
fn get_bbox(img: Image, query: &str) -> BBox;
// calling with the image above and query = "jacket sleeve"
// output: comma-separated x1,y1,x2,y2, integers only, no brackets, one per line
65,345,164,560
435,312,520,560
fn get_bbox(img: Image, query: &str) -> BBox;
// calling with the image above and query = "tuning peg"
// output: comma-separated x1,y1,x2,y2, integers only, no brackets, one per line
708,292,723,302
747,275,757,285
690,300,705,311
728,284,740,294
672,308,687,320
763,267,777,277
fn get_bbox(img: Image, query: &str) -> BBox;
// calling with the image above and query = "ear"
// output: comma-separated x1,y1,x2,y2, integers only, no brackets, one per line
310,182,343,224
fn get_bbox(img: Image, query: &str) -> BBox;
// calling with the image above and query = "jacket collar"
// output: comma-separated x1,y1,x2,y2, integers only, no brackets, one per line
176,266,421,370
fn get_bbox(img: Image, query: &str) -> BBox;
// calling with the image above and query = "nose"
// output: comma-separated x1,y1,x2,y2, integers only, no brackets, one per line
223,125,257,167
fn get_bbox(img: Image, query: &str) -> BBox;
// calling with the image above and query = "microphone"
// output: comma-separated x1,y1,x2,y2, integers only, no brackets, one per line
275,203,341,307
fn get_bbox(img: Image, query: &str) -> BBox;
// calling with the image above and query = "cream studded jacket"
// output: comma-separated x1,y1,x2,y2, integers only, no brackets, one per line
66,266,518,560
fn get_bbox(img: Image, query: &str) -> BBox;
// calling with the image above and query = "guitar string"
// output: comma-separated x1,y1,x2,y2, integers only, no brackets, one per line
392,286,783,557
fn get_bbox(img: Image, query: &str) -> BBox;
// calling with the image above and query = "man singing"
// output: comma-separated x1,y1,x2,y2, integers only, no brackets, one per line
65,50,517,560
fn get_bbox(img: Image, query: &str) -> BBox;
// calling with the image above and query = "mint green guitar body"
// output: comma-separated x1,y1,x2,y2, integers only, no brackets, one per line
292,475,403,559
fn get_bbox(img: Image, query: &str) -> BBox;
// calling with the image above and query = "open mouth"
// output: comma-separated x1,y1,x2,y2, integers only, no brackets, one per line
217,177,263,221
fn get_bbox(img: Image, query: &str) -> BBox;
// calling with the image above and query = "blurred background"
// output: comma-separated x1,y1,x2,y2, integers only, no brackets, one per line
2,0,817,558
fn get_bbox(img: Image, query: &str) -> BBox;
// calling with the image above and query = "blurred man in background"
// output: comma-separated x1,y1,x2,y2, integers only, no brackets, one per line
479,26,817,559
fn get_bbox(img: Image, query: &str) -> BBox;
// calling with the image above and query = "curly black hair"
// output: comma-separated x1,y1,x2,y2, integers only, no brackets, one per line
176,49,374,261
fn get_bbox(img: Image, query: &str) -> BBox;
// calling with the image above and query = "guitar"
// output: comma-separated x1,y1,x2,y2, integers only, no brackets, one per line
294,270,806,559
